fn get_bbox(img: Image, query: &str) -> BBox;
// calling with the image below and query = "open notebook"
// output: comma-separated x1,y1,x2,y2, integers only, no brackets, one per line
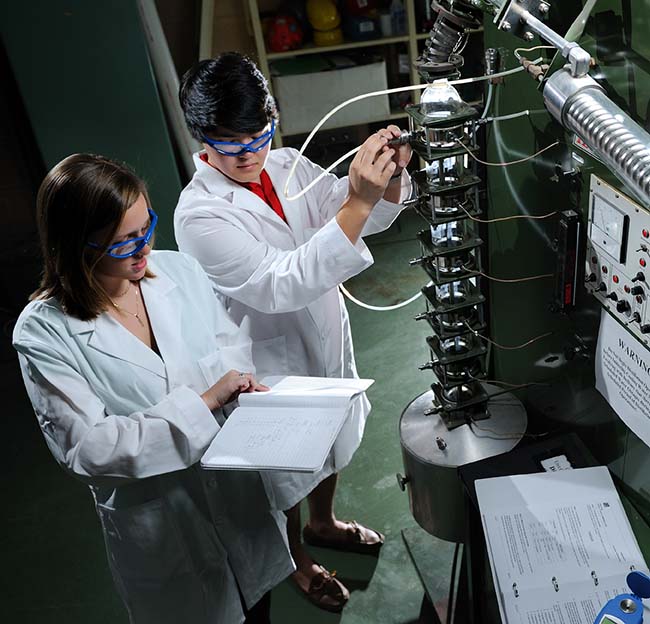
201,376,374,472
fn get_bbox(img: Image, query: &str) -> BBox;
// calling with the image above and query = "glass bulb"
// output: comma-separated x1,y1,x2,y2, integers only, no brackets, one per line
420,79,463,117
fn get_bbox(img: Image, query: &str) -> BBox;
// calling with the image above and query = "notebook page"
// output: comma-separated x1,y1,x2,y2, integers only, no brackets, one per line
201,405,348,472
239,375,374,409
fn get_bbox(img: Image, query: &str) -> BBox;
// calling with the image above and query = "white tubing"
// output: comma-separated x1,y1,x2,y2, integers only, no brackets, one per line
480,83,494,120
282,64,530,201
488,109,531,122
339,282,430,311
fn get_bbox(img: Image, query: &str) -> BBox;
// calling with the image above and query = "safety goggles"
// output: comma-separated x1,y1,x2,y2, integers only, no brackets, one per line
87,208,157,259
202,119,275,156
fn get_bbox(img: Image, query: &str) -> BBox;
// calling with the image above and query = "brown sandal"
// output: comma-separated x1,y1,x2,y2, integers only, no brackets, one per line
303,565,350,613
303,521,385,555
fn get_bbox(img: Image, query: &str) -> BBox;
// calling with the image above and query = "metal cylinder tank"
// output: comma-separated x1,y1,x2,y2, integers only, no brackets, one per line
398,384,527,543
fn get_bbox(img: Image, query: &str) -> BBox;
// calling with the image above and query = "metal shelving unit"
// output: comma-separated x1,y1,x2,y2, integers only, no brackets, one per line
245,0,424,146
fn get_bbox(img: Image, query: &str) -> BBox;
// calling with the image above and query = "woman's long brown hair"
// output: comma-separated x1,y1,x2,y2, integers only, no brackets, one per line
32,153,154,320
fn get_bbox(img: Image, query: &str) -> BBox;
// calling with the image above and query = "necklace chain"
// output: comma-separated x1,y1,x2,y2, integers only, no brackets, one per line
110,282,145,328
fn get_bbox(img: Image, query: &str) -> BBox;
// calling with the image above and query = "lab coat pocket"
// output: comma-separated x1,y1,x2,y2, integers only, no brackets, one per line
97,498,191,584
251,335,288,379
198,345,254,388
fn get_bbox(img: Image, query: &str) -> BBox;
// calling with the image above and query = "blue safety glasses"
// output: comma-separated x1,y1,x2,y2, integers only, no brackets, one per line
87,208,158,259
202,119,275,156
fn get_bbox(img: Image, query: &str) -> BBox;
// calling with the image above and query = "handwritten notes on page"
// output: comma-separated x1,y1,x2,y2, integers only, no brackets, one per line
201,376,373,472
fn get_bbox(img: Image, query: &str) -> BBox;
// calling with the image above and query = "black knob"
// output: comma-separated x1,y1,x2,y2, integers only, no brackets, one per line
632,272,646,282
606,292,618,301
597,283,607,292
617,300,630,313
396,473,410,491
586,273,597,282
631,285,644,296
632,312,642,323
641,325,650,334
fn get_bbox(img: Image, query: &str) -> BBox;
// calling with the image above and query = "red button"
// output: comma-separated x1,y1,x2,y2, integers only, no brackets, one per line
644,229,649,238
602,266,608,273
641,258,647,267
613,275,619,284
637,295,644,304
624,284,629,292
592,256,598,264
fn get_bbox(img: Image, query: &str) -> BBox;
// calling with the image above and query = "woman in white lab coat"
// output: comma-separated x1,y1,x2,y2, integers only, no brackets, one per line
13,153,294,624
174,52,412,611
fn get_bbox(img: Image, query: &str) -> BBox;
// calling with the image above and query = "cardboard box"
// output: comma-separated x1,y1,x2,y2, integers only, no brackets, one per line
272,60,390,136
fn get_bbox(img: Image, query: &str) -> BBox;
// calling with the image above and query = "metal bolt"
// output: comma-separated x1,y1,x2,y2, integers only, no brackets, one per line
524,31,535,41
436,436,448,450
501,21,512,31
539,2,550,14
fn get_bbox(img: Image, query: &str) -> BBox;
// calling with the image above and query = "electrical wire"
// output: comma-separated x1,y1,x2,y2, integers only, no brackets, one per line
339,281,432,312
465,321,553,350
467,370,548,389
469,418,528,440
463,264,553,283
514,45,556,61
458,202,559,223
282,64,533,202
455,138,559,167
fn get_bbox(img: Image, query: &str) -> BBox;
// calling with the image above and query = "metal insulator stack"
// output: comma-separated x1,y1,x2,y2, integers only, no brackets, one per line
406,89,489,430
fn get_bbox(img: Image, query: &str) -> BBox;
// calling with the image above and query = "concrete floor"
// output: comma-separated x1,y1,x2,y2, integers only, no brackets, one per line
2,209,455,623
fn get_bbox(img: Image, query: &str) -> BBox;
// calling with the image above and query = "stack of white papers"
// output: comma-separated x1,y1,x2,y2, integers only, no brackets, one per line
201,376,373,473
476,466,650,624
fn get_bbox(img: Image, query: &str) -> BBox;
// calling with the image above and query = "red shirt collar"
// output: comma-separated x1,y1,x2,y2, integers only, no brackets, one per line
199,153,286,222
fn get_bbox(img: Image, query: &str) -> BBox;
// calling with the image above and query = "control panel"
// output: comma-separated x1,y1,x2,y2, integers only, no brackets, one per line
586,175,650,346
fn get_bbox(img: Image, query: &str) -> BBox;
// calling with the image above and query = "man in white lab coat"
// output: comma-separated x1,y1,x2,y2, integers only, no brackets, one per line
175,51,412,611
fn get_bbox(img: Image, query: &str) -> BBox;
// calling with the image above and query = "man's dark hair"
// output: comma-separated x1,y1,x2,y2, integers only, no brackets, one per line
179,52,278,141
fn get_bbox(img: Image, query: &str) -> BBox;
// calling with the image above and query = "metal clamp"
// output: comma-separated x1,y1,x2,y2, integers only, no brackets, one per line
496,0,591,77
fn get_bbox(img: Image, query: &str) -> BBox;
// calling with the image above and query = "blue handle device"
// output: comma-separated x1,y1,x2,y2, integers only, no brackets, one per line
594,571,650,624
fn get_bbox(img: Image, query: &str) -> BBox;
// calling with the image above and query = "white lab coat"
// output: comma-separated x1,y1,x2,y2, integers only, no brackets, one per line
13,251,294,624
174,148,409,510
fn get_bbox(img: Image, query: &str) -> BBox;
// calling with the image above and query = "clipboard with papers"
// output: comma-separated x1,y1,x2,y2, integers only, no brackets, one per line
476,466,650,624
200,375,373,473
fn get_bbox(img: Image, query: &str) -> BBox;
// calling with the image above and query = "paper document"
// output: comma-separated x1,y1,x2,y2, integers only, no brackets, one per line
596,309,650,447
476,466,649,624
201,376,373,472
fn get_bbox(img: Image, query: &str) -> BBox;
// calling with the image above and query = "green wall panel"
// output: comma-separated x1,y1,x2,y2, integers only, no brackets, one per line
483,0,650,518
0,0,181,250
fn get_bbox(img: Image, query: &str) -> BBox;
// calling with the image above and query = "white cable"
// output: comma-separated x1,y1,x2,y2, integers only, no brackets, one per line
514,45,556,61
487,109,531,122
282,64,530,202
480,82,494,120
339,282,431,311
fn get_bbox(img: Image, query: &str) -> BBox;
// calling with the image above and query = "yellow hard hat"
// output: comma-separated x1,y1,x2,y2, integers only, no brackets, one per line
313,27,344,46
306,0,341,32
